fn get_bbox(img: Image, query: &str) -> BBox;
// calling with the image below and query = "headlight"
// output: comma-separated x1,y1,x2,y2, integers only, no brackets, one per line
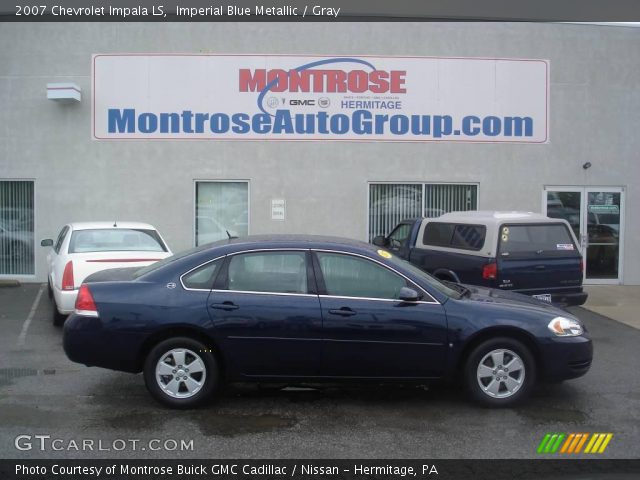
548,316,583,337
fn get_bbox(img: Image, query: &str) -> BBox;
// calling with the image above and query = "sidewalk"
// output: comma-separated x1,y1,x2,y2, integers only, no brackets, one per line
582,285,640,330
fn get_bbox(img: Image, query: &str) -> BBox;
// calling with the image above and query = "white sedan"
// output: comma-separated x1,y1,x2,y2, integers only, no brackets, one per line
41,222,172,325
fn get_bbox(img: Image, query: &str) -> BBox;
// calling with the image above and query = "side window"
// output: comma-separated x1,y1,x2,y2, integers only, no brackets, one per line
182,258,223,290
451,224,486,251
316,252,407,300
227,251,307,294
388,223,411,247
54,226,69,254
423,222,455,247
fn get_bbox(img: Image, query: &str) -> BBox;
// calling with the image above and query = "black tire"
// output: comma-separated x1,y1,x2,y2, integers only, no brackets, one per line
464,337,536,408
47,280,53,300
52,298,66,326
144,337,219,409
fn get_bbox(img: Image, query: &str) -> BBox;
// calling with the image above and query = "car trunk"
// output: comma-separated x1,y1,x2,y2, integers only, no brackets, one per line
70,251,171,288
496,223,583,293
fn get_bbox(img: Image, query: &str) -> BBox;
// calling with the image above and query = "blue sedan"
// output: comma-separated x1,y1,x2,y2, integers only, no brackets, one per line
63,235,592,408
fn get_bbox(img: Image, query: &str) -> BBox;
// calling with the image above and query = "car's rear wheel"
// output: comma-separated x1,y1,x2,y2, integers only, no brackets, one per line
143,337,219,409
52,297,66,326
464,337,535,407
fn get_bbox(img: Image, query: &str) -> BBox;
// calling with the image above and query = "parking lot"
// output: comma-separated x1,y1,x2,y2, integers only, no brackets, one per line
1,283,639,459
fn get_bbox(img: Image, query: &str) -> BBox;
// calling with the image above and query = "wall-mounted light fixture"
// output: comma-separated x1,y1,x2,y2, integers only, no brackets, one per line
47,83,81,102
582,162,592,170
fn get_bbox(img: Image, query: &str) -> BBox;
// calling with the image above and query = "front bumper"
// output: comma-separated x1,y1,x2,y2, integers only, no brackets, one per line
540,334,593,381
63,313,146,373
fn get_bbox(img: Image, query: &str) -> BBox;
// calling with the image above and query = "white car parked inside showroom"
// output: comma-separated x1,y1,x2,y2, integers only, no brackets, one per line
41,222,172,325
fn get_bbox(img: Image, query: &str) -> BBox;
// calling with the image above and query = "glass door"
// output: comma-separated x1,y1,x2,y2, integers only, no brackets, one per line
585,188,623,282
544,187,624,284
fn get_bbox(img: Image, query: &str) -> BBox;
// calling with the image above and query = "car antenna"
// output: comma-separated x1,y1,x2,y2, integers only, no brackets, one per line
113,220,118,227
226,230,238,240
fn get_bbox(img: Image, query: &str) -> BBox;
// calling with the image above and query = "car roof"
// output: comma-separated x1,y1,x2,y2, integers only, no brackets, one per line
221,234,379,251
430,211,560,225
68,221,157,230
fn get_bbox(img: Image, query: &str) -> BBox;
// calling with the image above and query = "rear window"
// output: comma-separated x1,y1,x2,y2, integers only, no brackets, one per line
498,223,578,257
69,229,167,254
423,222,486,251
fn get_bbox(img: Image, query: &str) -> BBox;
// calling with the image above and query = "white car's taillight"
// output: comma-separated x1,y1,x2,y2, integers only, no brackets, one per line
61,261,74,290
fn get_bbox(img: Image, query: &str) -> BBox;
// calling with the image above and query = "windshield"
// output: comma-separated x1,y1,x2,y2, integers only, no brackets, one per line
69,229,167,254
384,253,462,299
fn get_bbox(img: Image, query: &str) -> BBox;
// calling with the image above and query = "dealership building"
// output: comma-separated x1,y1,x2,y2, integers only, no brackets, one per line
0,22,638,285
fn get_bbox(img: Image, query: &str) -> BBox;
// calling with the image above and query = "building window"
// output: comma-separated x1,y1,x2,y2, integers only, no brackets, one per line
195,181,248,246
0,180,35,275
368,183,478,241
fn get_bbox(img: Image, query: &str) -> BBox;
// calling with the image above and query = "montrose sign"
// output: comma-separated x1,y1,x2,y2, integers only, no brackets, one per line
93,54,549,142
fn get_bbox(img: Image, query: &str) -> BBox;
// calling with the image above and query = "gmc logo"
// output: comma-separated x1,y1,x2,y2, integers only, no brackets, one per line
289,99,315,106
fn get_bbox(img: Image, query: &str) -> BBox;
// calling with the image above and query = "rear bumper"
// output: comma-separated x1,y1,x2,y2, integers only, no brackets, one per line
550,291,588,307
515,288,588,307
53,287,77,314
63,313,146,373
540,335,593,381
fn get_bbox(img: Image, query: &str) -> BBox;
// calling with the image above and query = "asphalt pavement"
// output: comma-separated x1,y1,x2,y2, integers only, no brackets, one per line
0,283,639,459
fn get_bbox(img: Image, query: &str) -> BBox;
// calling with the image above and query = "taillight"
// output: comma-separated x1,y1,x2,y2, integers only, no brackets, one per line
75,284,98,316
61,261,74,290
580,258,584,274
482,262,498,280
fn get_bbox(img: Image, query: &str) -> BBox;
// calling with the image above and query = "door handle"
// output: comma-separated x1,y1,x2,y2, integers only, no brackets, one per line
210,301,239,311
534,265,546,270
328,308,357,317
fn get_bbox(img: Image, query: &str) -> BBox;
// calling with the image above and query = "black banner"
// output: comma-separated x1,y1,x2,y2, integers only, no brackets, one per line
1,460,640,480
3,0,640,21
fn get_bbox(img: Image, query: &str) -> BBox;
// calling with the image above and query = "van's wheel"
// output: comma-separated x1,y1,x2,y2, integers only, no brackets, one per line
464,337,535,407
144,337,219,409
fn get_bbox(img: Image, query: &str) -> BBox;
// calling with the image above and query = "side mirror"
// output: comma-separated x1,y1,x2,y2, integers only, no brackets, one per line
372,235,388,247
40,239,54,247
399,287,421,302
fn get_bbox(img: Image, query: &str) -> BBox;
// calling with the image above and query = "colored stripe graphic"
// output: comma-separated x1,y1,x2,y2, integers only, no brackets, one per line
538,433,613,454
537,434,552,453
573,433,589,453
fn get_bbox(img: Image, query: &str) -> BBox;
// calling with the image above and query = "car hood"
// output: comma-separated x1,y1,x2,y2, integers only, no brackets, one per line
461,284,568,316
84,267,140,283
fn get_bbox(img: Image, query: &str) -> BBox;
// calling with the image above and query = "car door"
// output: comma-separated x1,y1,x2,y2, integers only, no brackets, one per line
386,222,414,259
206,249,323,378
313,250,448,379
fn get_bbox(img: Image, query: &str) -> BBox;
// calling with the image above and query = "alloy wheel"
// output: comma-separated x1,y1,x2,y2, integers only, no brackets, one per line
476,348,525,398
155,348,207,399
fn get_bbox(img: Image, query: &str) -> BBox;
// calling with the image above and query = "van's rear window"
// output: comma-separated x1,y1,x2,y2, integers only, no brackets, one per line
499,224,578,257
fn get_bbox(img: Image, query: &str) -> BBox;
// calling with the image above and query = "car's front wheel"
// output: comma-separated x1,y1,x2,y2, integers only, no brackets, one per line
143,337,219,409
464,337,535,407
